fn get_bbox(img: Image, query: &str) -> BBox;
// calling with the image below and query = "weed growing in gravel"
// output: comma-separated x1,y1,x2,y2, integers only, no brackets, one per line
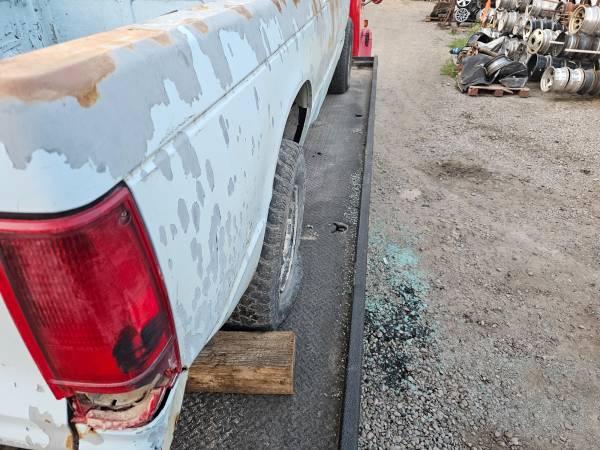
448,36,469,49
440,59,459,79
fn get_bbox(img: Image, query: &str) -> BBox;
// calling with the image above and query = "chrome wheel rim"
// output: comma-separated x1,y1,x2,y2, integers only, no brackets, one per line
279,185,300,292
454,8,470,23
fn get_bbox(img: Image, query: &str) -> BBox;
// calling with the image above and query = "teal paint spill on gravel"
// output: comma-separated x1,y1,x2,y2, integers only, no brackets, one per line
364,225,432,392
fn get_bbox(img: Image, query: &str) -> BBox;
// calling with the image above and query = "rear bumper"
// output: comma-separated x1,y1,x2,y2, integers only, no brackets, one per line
77,372,188,450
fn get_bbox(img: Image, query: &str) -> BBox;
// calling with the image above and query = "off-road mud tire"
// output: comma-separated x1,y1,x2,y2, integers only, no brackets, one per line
227,139,306,330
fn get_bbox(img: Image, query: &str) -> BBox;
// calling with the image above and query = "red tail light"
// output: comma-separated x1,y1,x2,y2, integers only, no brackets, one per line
0,187,180,399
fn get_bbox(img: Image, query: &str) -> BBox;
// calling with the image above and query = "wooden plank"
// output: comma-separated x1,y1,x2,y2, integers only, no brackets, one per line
186,331,296,395
474,84,513,93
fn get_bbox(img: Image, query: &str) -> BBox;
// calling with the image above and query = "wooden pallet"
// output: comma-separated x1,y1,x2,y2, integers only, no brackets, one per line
186,331,296,395
467,84,530,98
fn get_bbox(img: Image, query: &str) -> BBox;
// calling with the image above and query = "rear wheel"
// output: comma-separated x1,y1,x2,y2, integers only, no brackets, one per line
329,19,354,95
227,139,306,330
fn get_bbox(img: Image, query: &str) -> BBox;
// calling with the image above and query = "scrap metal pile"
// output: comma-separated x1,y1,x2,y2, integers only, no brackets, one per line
428,0,483,24
456,0,600,95
455,0,484,24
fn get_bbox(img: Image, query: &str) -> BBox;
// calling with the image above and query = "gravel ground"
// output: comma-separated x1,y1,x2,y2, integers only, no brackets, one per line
359,2,600,449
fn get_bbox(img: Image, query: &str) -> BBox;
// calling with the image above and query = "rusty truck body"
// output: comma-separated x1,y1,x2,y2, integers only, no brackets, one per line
0,0,352,448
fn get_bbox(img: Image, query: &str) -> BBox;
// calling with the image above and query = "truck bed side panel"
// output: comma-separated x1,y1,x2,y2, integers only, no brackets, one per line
0,0,344,214
128,0,349,366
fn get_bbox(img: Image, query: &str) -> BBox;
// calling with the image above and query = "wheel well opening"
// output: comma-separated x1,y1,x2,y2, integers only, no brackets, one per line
283,82,312,144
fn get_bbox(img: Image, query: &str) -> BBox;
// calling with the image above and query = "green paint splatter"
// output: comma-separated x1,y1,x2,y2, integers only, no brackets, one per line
364,226,431,391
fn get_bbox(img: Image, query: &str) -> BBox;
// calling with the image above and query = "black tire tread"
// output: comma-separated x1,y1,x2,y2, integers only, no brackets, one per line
329,20,354,95
227,139,305,330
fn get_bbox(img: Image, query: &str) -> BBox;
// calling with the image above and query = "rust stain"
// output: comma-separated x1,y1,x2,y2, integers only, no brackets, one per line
227,5,253,19
292,0,300,5
327,0,339,49
0,52,115,108
75,425,104,445
0,27,178,108
65,433,74,450
149,30,173,46
311,0,319,14
190,4,210,10
79,427,97,438
76,86,101,107
271,0,284,13
181,18,210,34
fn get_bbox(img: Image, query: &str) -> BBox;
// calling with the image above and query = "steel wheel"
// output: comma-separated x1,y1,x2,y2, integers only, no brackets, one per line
279,185,300,292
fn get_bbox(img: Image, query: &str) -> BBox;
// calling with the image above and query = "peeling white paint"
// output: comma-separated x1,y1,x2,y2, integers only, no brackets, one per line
0,296,71,449
0,142,116,213
0,0,349,448
219,29,260,81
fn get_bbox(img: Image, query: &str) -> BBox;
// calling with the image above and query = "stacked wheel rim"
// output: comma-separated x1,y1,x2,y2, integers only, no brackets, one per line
570,6,600,35
565,67,585,92
527,28,556,54
582,6,600,35
529,0,559,19
528,54,553,80
454,7,471,23
578,69,596,94
484,55,513,76
588,70,600,95
540,66,555,91
569,5,587,33
553,67,571,90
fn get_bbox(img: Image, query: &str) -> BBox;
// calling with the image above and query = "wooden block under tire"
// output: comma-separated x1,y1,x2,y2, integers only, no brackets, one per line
186,331,296,395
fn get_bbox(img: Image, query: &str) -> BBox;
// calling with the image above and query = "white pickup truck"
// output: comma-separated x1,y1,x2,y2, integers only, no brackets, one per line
0,0,353,448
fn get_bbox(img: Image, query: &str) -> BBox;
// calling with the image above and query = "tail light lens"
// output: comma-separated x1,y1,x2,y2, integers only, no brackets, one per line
0,187,180,399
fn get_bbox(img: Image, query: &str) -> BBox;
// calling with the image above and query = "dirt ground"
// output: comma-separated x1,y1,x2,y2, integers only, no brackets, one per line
360,1,600,449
